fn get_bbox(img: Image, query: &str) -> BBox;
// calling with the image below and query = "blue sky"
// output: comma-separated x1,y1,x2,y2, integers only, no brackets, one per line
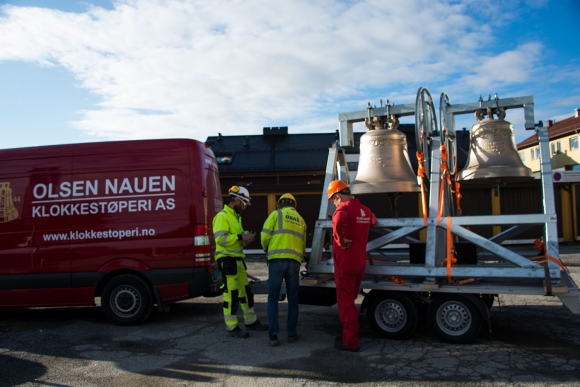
0,0,578,149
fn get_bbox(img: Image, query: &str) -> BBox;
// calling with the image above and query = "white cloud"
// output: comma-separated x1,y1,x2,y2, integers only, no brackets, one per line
0,0,561,143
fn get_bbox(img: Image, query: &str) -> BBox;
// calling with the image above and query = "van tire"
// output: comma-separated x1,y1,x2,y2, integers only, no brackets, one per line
101,275,153,326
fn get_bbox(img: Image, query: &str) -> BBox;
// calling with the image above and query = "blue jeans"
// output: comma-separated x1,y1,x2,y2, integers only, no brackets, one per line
267,258,300,336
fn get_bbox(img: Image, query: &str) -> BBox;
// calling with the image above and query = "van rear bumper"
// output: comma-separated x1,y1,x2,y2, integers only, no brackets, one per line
189,266,222,297
147,266,222,301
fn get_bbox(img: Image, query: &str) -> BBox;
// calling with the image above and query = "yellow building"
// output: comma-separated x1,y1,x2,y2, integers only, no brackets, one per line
517,108,580,242
517,108,580,172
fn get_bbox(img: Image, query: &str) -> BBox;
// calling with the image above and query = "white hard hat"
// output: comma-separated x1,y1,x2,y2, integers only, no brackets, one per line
229,186,251,205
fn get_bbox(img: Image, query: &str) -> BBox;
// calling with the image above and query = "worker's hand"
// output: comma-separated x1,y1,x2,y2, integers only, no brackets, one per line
341,238,352,249
242,232,255,245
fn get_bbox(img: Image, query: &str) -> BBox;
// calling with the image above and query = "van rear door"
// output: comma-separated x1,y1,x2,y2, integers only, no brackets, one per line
192,142,222,291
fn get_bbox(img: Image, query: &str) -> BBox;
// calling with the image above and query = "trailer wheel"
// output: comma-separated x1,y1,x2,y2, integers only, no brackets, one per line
367,292,417,340
427,294,482,344
101,275,153,326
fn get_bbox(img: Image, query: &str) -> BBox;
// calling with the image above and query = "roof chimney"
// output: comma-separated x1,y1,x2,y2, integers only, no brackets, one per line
547,120,554,127
575,108,579,118
263,126,288,136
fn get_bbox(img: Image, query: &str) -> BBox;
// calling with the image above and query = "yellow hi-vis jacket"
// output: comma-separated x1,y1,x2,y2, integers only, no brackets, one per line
213,205,245,260
261,206,306,263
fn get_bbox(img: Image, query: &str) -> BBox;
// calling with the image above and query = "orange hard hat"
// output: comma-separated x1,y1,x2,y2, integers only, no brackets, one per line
327,180,349,200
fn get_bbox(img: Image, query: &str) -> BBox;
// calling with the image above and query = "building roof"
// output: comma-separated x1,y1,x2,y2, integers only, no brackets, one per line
517,109,580,149
206,125,471,174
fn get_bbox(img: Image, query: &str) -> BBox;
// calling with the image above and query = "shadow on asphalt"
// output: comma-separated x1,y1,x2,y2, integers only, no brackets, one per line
1,301,580,385
0,354,47,387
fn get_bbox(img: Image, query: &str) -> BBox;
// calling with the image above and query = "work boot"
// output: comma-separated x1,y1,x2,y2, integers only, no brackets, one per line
287,334,299,343
334,340,360,352
228,326,249,338
245,321,268,331
269,334,279,346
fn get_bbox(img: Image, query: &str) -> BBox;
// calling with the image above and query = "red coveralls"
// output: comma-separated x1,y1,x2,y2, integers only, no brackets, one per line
332,198,376,349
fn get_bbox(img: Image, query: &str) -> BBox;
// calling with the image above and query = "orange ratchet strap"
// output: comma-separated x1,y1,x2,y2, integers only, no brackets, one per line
437,145,453,226
546,254,566,270
440,216,456,283
416,150,428,226
454,181,462,216
386,276,406,286
532,239,566,270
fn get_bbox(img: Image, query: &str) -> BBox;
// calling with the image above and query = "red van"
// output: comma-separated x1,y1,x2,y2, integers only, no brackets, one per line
0,139,223,325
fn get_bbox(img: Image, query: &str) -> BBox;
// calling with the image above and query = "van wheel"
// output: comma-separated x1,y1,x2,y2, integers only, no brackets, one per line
427,294,482,344
101,275,153,326
367,292,417,340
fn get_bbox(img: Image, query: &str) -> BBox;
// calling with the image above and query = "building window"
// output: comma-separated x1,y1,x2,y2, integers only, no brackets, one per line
570,137,579,151
551,142,562,155
519,152,525,162
536,148,540,159
530,149,535,160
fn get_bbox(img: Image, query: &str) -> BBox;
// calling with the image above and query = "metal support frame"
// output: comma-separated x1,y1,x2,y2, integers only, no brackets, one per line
308,90,580,306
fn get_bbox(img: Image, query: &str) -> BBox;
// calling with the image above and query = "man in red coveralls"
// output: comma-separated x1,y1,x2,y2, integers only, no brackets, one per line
327,180,376,352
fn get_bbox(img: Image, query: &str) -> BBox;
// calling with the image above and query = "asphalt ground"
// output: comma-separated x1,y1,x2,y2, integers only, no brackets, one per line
1,245,580,387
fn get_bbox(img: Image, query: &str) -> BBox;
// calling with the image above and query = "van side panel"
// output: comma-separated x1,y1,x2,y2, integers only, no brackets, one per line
0,139,221,313
0,147,74,306
67,140,196,304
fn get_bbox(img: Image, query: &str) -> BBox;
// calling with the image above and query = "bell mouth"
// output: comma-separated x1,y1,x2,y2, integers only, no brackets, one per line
349,181,421,194
458,167,534,184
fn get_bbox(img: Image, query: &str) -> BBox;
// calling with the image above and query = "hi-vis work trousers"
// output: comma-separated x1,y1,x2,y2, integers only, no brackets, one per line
219,258,257,331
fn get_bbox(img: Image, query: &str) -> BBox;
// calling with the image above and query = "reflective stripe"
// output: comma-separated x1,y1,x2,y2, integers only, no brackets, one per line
224,315,238,321
272,229,305,239
214,230,228,238
213,205,245,259
216,247,244,255
243,307,257,325
267,248,303,258
262,207,306,262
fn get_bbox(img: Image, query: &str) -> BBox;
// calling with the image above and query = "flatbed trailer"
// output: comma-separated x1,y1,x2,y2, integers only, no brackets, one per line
255,87,580,344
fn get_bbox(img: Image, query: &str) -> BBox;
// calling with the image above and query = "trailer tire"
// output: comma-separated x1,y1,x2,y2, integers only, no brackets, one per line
427,294,482,344
367,292,417,340
101,275,153,326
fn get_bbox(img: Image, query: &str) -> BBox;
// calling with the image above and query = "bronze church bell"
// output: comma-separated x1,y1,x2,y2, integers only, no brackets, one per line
458,107,533,182
350,115,420,194
0,182,19,223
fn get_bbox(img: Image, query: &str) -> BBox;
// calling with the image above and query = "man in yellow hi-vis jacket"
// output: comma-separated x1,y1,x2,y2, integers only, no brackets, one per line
261,193,306,346
213,186,268,338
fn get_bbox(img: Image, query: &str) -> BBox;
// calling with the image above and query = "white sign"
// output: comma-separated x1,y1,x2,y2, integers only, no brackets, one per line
552,171,580,183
